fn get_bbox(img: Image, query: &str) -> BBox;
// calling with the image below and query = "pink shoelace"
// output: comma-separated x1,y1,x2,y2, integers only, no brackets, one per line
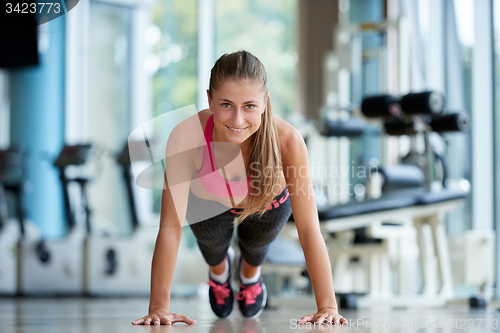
237,283,262,305
208,280,231,305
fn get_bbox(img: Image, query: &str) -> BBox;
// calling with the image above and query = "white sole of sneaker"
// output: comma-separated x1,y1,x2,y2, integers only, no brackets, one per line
226,247,237,318
227,246,236,269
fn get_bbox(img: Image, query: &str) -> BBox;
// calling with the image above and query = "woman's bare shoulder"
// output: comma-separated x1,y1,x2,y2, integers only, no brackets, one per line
274,116,305,152
167,109,211,155
174,109,211,131
196,108,213,127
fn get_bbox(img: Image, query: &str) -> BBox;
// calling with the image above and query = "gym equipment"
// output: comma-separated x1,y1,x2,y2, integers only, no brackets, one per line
0,147,28,234
16,142,156,296
388,112,469,190
313,108,370,206
383,118,418,136
84,141,156,295
0,148,23,295
318,93,469,308
262,235,307,295
316,0,472,309
427,113,468,132
360,91,470,192
361,91,446,118
320,117,367,138
17,145,86,295
318,188,465,308
448,230,495,308
0,183,8,227
361,94,401,118
382,112,469,136
399,91,446,116
362,92,468,189
319,104,467,305
374,164,425,193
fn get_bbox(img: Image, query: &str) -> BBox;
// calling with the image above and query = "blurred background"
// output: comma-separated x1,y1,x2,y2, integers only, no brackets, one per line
0,0,499,309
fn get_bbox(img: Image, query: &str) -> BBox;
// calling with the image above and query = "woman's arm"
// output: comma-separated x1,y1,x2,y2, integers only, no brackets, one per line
133,119,201,326
281,124,347,325
132,174,195,325
148,182,189,314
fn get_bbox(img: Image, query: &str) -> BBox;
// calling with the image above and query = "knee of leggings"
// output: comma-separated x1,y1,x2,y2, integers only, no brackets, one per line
239,232,275,251
240,246,269,267
198,239,229,255
239,240,269,256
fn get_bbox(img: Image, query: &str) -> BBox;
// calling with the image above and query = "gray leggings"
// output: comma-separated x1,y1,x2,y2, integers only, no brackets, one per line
187,187,292,267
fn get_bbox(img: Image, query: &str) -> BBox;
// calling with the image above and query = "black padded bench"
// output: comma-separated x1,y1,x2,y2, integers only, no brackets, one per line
317,188,465,221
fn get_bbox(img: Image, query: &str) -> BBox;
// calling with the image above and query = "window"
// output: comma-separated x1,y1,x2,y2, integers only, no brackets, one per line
440,0,474,234
149,0,198,117
86,1,133,233
215,0,298,119
0,71,8,148
494,0,500,264
149,0,198,213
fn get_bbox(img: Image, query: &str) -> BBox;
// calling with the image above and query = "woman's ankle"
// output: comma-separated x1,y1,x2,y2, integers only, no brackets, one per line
240,259,261,284
210,260,226,275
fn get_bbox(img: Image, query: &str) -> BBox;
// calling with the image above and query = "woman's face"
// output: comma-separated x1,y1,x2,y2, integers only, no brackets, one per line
207,79,267,148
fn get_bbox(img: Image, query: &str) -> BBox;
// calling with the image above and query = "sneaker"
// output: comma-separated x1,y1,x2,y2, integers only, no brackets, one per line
237,276,267,318
208,249,235,318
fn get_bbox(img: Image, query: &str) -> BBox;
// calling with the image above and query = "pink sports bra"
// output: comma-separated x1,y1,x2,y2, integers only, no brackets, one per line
196,114,250,197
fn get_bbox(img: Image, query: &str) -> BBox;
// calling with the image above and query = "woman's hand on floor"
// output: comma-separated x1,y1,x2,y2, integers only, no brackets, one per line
132,308,196,325
298,307,347,326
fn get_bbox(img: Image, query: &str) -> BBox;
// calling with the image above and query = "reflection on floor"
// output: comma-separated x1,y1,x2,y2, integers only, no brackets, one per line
1,295,500,332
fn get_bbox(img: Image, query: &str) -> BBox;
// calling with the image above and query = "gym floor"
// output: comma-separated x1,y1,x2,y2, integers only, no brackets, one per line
1,296,499,333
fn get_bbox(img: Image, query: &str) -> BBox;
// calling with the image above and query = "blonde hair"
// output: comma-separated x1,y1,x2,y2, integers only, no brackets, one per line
208,51,282,223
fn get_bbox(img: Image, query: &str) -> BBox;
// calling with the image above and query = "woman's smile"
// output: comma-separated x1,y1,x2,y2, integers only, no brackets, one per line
226,125,249,133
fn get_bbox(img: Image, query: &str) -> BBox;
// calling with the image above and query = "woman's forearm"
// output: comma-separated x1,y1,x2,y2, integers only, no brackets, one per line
148,226,183,312
299,230,338,311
